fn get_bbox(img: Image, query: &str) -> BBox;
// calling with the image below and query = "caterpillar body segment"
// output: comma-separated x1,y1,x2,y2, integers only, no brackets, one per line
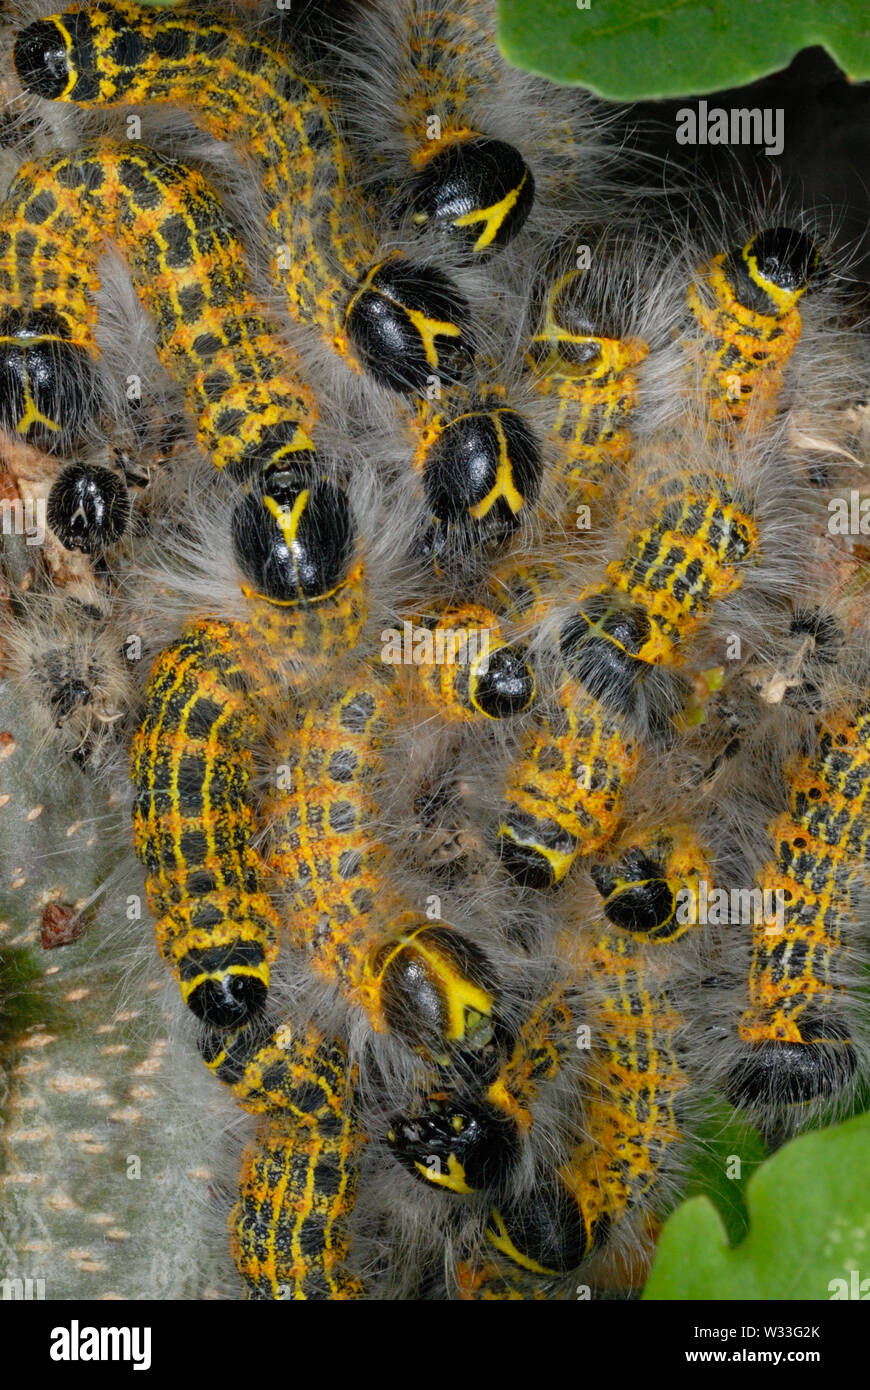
363,0,536,256
727,705,870,1109
131,465,362,1025
0,153,103,449
0,140,319,474
526,267,649,510
455,1260,550,1300
131,616,278,1026
497,673,639,890
563,469,759,706
686,227,820,431
226,1026,364,1300
484,925,687,1281
590,823,713,943
399,602,534,723
13,2,477,396
263,667,502,1067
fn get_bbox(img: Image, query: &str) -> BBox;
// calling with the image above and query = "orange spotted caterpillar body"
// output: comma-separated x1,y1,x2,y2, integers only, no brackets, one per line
130,467,361,1027
568,468,759,688
13,3,546,552
387,1,536,256
0,141,317,473
685,228,820,431
590,822,714,944
728,705,870,1108
497,672,639,889
130,615,280,1027
467,925,685,1290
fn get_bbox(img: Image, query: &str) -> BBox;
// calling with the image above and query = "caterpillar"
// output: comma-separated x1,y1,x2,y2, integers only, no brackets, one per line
569,467,759,694
589,821,713,945
496,664,639,889
398,601,535,723
525,260,649,514
481,922,686,1286
388,918,687,1293
0,140,317,480
262,661,505,1067
358,0,536,257
3,0,870,1308
130,464,358,1027
727,703,870,1110
12,2,547,556
218,1021,364,1300
685,226,820,432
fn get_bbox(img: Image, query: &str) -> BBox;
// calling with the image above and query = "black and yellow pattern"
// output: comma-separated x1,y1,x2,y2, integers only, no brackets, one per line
388,985,575,1193
401,602,534,722
395,1,535,254
497,671,639,889
13,1,475,395
568,469,759,687
263,668,501,1064
527,269,649,508
729,705,868,1106
484,925,686,1281
130,617,279,1026
225,1025,364,1300
591,823,713,943
686,227,819,430
0,141,317,472
0,150,101,449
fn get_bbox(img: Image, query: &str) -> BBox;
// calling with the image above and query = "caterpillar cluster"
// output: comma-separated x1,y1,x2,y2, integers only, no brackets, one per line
1,0,869,1301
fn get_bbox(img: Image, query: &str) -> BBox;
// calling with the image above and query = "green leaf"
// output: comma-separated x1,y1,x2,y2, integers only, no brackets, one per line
643,1110,870,1300
679,1100,768,1245
497,1,870,100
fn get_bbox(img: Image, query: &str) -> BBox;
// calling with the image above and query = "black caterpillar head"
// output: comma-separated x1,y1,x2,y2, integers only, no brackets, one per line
487,1180,598,1276
726,1018,857,1109
591,847,678,938
560,593,651,719
388,1095,521,1193
404,137,535,256
345,255,473,393
47,462,130,553
470,644,535,718
726,227,821,316
367,918,503,1070
0,309,96,450
231,459,354,603
424,407,542,541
